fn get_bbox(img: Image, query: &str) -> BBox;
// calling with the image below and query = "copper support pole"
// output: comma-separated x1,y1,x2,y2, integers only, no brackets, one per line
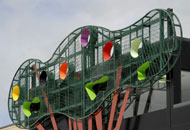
114,87,131,130
35,122,45,130
94,108,103,130
88,116,92,130
108,66,122,130
68,118,72,130
73,120,77,130
77,119,83,130
33,64,58,130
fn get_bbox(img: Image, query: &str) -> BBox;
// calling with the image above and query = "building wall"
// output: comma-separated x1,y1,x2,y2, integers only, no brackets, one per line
0,124,28,130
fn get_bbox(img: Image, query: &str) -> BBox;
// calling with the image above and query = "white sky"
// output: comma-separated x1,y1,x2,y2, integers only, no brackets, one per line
0,0,190,127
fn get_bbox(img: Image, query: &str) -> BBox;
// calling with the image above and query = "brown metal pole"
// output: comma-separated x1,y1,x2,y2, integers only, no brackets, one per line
35,122,45,130
114,87,131,130
108,66,122,130
33,64,58,130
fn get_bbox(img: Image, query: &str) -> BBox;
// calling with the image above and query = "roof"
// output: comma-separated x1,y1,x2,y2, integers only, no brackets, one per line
0,124,28,130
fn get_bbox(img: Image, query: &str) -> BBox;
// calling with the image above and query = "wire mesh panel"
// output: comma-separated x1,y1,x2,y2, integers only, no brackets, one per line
8,9,182,129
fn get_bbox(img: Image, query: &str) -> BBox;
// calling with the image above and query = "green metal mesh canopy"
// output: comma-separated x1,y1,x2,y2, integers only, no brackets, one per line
8,9,182,129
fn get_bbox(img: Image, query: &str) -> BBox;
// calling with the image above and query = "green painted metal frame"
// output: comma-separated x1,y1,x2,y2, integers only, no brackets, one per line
8,9,182,129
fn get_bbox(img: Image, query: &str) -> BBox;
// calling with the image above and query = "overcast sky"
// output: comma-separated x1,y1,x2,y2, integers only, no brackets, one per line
0,0,190,127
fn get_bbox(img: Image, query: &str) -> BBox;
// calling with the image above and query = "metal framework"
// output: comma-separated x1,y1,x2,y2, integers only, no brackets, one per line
8,9,182,129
